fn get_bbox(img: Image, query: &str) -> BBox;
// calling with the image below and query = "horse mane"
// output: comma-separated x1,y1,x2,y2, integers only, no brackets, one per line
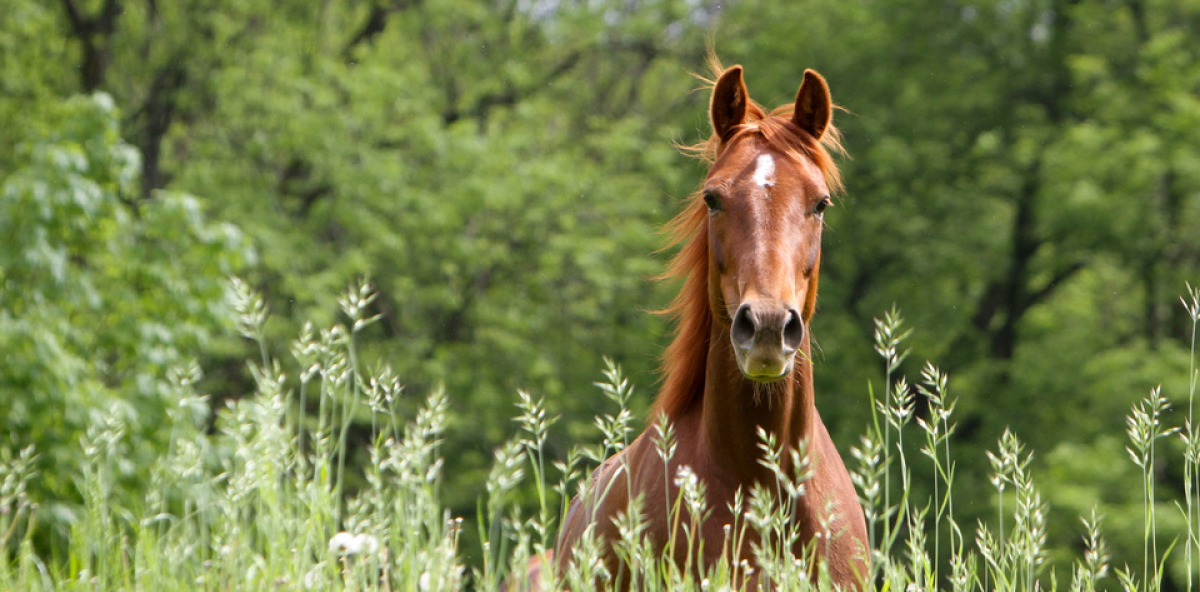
650,59,846,420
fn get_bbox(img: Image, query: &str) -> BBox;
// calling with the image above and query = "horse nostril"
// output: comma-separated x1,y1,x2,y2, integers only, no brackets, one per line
731,303,756,350
782,308,804,351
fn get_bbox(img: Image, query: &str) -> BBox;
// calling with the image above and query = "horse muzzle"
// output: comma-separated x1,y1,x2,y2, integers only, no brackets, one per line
730,301,804,382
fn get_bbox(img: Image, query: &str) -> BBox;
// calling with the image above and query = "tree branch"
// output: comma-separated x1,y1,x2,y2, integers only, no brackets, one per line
134,60,188,197
98,0,121,34
1026,261,1088,312
58,0,124,91
342,0,421,60
441,51,582,125
60,0,87,34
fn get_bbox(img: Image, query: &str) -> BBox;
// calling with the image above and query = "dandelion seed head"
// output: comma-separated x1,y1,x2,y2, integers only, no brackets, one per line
328,532,379,557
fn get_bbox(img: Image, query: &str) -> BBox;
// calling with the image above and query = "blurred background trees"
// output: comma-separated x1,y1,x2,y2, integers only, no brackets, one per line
2,0,1198,585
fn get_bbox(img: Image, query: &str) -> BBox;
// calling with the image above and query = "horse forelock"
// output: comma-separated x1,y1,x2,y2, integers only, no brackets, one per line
652,103,844,420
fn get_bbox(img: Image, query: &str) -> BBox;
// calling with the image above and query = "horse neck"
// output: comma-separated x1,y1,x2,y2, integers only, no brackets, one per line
698,319,817,481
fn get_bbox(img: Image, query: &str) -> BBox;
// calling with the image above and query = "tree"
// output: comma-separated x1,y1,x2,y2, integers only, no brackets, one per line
0,92,250,544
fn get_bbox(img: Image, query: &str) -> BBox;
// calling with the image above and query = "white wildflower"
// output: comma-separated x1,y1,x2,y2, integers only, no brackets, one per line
328,531,380,557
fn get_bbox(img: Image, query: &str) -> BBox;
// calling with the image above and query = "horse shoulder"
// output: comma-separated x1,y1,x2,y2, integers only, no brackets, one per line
555,448,634,569
809,418,870,588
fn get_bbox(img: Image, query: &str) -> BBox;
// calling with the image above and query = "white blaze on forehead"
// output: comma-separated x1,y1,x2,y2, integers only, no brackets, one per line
752,153,776,188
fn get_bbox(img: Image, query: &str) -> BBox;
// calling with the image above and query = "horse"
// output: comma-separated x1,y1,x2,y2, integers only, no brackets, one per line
552,62,869,591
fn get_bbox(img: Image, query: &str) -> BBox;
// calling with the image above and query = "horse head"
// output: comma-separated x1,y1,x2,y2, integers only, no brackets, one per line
702,65,838,383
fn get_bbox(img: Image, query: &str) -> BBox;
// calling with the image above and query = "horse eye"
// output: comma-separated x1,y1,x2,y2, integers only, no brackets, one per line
814,197,831,215
703,191,722,212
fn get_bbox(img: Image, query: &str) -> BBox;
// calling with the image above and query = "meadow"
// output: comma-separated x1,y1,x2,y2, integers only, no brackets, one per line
1,279,1195,592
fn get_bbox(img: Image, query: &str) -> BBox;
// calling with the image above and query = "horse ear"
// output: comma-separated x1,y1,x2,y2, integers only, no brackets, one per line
792,69,832,140
711,65,748,142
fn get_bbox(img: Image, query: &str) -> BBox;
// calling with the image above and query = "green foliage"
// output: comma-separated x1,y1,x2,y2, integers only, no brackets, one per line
0,93,250,542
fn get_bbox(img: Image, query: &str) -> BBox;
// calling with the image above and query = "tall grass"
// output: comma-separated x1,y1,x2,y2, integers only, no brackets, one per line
0,279,1196,591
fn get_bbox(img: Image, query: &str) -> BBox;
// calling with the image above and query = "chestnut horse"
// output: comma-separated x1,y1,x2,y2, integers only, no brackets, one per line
553,64,868,590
